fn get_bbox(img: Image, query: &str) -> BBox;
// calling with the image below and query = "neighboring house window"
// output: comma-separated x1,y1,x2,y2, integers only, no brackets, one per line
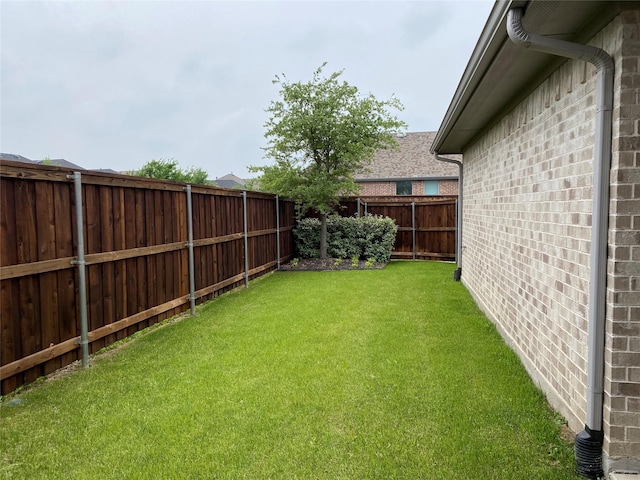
396,180,412,195
424,180,439,195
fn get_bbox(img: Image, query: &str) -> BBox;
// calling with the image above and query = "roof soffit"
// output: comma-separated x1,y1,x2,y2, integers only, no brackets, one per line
432,0,631,154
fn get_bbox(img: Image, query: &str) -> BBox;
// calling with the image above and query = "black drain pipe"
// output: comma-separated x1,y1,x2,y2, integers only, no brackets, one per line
507,8,614,479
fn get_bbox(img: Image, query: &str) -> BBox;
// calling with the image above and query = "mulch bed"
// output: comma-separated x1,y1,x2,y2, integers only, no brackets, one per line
279,257,387,271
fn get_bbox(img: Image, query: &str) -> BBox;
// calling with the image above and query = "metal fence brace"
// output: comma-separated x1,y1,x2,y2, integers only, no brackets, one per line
70,172,89,367
185,185,196,315
242,191,249,288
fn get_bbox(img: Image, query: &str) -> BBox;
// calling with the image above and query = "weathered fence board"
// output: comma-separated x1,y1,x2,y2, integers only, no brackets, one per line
0,160,296,394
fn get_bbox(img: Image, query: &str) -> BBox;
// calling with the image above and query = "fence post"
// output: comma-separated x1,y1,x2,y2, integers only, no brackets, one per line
242,191,249,288
185,185,196,315
412,201,416,261
275,195,281,269
70,172,89,367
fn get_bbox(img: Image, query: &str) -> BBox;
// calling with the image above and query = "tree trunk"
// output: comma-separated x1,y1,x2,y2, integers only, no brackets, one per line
319,213,328,259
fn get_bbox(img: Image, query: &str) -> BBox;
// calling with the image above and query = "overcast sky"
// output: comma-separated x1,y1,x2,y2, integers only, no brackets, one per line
1,0,494,179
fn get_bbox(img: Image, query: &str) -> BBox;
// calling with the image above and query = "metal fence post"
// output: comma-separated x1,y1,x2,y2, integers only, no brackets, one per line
412,201,416,261
185,185,196,315
242,191,249,288
275,195,281,269
70,172,89,367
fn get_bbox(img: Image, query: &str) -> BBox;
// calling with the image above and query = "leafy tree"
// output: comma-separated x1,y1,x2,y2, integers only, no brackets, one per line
251,63,406,258
135,158,210,185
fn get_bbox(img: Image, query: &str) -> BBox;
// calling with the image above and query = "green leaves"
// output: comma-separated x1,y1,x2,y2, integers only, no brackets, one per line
294,215,398,262
251,63,406,257
134,158,210,185
252,63,406,216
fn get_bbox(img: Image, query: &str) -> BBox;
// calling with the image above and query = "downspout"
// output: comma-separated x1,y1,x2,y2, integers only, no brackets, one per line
434,154,463,281
507,8,613,479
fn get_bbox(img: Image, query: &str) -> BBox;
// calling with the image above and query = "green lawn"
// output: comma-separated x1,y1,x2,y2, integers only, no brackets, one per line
0,261,578,479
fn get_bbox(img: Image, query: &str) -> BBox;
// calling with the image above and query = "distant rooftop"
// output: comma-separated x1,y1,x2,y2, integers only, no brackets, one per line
355,132,459,180
0,153,85,170
214,173,246,189
41,158,85,170
0,153,35,163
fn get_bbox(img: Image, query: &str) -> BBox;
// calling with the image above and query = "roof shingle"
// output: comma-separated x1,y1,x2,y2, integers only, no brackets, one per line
355,131,459,180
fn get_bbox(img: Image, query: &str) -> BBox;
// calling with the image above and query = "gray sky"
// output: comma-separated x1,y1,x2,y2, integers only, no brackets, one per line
1,0,494,179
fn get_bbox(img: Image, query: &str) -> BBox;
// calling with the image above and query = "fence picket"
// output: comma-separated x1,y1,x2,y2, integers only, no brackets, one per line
0,160,296,395
1,160,453,395
305,196,457,261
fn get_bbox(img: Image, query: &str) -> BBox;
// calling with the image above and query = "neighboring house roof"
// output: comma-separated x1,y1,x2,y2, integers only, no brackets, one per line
431,0,627,154
39,158,85,169
0,153,35,163
214,173,246,189
355,132,458,181
0,154,84,170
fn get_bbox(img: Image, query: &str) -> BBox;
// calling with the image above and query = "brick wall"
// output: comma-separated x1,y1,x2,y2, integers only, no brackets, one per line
439,180,458,195
359,182,396,196
604,9,640,464
357,180,459,196
460,10,639,468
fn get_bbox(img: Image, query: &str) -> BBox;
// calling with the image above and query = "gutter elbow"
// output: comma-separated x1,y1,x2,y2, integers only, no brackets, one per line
592,47,615,75
506,8,531,48
507,7,613,70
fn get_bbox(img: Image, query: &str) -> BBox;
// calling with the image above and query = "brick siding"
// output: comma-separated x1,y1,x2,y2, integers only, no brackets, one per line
358,182,396,196
357,180,459,197
439,180,458,195
604,10,640,462
460,10,639,467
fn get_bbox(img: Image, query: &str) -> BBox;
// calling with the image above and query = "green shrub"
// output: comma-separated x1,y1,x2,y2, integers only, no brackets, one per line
359,214,398,263
293,218,321,258
327,217,361,259
293,215,398,262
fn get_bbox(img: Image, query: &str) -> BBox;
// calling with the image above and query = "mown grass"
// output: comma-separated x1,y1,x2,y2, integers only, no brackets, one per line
0,261,578,479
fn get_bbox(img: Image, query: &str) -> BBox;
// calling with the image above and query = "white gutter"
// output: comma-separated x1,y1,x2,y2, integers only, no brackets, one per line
507,8,614,479
432,0,520,151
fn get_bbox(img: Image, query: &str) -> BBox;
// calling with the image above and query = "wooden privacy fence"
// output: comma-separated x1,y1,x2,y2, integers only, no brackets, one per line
323,196,457,261
0,160,296,395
